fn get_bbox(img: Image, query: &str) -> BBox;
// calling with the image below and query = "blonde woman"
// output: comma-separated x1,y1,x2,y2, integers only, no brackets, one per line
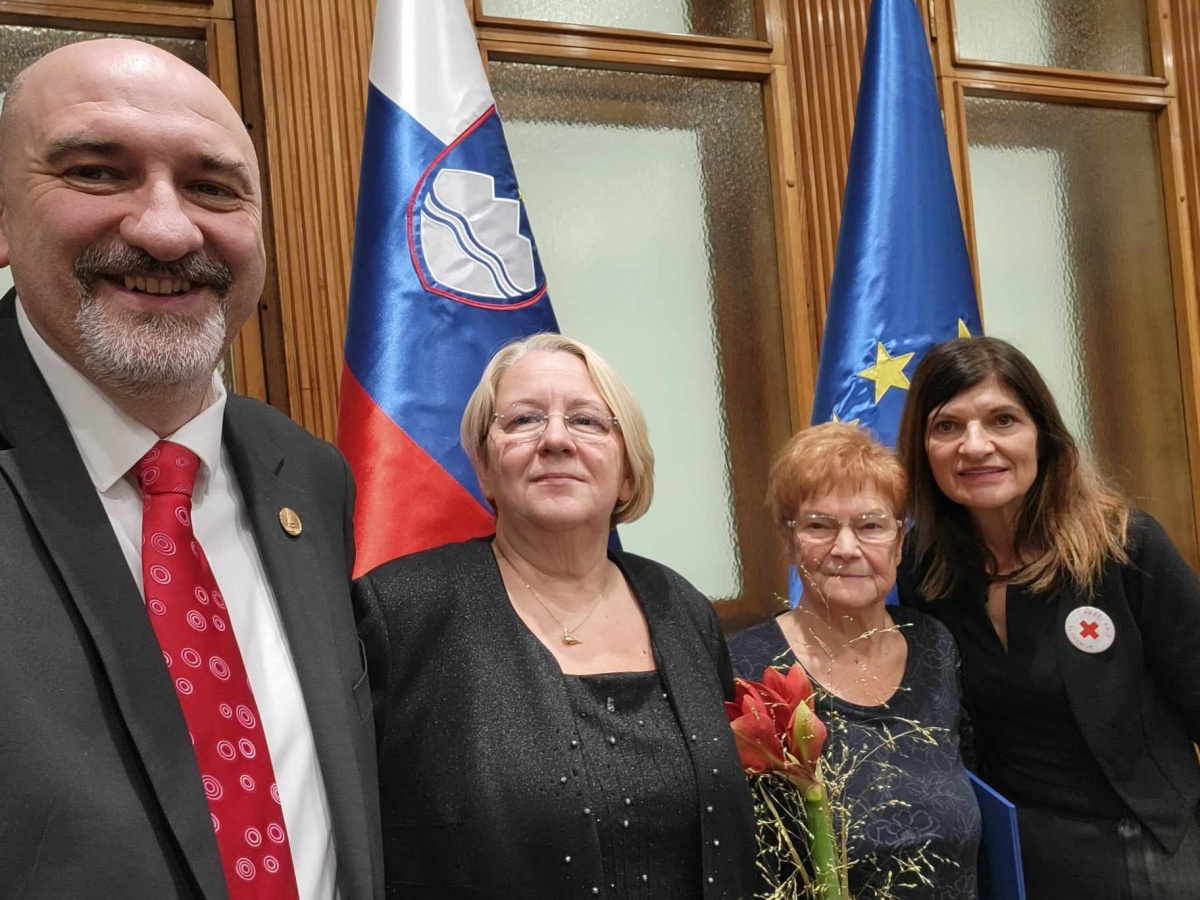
356,334,756,899
898,336,1200,898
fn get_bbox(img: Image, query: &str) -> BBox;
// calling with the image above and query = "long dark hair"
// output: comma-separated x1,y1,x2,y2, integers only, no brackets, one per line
897,337,1129,598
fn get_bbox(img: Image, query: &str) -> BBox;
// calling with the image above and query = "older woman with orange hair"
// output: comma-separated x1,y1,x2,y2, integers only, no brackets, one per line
728,422,980,899
356,333,757,899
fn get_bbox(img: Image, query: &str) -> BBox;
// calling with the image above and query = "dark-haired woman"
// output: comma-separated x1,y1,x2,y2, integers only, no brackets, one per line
897,335,1200,898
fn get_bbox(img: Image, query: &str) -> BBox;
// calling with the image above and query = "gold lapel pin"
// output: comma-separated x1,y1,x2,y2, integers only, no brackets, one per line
279,507,303,537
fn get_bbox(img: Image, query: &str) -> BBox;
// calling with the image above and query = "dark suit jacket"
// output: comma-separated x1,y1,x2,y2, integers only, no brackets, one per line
356,538,759,899
899,511,1200,853
0,290,383,899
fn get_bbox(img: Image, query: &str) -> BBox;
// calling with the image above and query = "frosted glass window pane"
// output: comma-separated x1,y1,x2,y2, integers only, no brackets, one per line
490,61,789,600
482,0,759,40
965,96,1196,562
954,0,1151,74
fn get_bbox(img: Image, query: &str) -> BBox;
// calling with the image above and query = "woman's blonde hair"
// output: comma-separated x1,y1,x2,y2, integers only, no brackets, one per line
768,422,906,531
898,336,1130,599
460,333,655,525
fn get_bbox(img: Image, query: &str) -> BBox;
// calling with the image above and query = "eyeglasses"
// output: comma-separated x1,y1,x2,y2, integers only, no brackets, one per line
785,513,902,546
493,404,620,443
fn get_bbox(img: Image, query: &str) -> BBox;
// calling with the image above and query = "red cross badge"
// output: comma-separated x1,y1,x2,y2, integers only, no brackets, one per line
1064,605,1115,654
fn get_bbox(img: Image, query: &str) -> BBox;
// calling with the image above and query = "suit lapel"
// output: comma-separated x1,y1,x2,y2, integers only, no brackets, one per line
0,291,229,899
222,404,374,899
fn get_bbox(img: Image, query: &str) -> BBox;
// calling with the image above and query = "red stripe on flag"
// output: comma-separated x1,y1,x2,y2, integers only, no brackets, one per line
338,368,495,577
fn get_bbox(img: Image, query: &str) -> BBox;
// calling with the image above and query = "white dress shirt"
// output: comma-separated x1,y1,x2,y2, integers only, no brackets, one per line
17,299,339,900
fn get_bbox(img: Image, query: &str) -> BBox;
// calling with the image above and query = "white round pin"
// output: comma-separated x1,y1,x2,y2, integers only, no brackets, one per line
1064,606,1115,653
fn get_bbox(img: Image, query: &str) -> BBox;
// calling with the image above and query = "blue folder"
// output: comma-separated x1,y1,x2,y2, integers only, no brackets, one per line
970,773,1026,900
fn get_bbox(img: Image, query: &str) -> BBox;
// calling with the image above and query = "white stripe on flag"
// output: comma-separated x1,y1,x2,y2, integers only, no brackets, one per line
370,0,494,146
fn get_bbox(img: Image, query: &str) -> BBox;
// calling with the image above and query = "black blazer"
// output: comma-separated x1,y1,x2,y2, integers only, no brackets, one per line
356,538,758,899
0,291,383,899
899,511,1200,852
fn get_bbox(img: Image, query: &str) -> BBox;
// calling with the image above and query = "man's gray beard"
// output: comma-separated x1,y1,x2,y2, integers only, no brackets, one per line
75,298,228,400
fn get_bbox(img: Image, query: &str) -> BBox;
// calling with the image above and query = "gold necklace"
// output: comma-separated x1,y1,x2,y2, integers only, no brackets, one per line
494,543,606,646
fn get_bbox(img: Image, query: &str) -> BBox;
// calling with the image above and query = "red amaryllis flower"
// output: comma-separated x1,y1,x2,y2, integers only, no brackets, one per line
727,664,844,899
725,664,827,790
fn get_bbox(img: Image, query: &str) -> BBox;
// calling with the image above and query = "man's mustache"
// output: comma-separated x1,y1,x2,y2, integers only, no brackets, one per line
74,243,234,298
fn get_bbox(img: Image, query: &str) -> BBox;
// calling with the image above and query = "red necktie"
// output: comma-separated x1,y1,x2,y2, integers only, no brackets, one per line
133,440,300,899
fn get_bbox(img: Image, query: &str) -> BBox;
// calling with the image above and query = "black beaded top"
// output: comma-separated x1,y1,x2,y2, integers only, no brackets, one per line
359,539,759,899
563,671,702,899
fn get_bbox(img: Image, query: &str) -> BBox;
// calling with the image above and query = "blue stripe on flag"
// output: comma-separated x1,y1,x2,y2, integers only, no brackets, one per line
344,84,558,508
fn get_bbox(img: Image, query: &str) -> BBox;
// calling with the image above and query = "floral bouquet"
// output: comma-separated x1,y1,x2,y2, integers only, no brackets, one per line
725,664,846,900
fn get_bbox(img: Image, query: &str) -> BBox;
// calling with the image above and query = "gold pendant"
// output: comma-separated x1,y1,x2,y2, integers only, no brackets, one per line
562,629,582,646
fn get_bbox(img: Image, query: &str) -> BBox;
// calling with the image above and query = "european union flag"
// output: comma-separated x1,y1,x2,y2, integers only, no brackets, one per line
810,0,981,444
790,0,981,603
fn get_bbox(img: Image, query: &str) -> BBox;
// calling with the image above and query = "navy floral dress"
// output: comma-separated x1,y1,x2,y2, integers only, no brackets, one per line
728,606,980,899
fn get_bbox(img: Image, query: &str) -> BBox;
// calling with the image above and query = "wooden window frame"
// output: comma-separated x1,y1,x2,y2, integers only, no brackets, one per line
930,0,1200,563
471,0,818,630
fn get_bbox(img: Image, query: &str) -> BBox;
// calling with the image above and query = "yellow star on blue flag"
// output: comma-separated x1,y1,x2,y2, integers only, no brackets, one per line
857,342,915,404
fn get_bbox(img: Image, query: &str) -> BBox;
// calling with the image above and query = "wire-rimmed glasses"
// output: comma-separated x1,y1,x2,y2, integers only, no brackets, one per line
493,404,619,444
785,512,902,546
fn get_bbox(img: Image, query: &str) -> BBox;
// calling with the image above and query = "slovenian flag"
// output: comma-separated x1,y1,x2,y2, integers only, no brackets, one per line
338,0,558,576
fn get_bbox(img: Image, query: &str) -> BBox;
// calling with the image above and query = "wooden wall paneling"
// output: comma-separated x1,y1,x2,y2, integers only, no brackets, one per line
765,65,818,430
206,16,268,402
250,0,373,442
790,3,833,330
787,0,871,345
233,0,285,408
939,80,983,316
260,2,309,427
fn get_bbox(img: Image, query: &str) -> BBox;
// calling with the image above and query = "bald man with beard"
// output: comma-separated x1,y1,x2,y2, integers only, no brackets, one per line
0,40,381,899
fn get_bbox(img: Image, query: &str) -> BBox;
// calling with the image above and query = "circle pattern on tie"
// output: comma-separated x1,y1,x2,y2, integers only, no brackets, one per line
132,441,298,898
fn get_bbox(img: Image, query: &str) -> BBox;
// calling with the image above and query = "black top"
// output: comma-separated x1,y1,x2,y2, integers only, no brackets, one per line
355,539,758,899
898,511,1200,852
955,581,1128,817
564,671,702,898
728,607,981,899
